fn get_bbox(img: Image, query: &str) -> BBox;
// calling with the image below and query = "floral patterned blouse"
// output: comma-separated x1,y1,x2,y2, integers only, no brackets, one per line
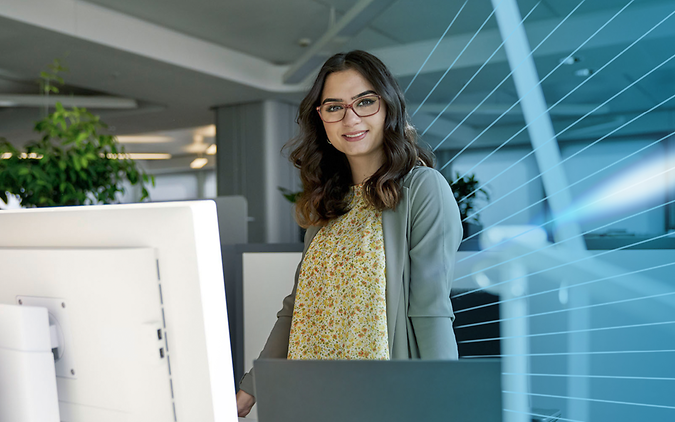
287,185,389,360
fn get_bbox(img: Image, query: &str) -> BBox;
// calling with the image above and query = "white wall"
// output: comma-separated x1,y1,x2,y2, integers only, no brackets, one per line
146,173,199,202
449,147,548,229
114,170,216,204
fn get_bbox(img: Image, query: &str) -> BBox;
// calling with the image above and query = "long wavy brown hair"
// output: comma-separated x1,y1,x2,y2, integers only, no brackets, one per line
287,50,434,228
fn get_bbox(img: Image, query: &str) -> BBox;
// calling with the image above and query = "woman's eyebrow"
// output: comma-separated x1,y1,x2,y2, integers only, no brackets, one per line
321,97,342,104
321,90,377,104
351,90,377,100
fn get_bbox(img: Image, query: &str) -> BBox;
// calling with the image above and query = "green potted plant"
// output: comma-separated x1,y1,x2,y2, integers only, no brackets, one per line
448,172,490,239
0,61,153,208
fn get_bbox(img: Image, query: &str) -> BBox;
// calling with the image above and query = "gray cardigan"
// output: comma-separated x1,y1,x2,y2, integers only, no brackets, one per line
239,166,462,395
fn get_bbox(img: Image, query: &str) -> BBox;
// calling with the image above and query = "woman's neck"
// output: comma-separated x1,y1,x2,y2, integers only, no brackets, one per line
347,154,384,185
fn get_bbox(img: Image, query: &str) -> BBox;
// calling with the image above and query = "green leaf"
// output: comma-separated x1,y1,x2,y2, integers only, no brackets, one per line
18,167,31,176
75,131,88,143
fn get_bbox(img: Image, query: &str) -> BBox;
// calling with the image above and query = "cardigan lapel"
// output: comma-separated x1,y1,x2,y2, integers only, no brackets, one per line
382,186,409,355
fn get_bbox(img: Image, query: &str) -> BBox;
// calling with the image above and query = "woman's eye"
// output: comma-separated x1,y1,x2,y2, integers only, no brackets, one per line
357,98,375,107
325,104,343,112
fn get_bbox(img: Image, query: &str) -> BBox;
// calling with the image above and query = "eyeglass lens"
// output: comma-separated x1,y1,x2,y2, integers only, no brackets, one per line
319,96,380,122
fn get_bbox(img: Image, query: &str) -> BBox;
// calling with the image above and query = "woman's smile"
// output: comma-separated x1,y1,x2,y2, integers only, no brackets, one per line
342,130,369,141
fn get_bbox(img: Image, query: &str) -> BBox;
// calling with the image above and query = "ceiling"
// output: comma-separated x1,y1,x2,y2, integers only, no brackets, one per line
1,0,674,171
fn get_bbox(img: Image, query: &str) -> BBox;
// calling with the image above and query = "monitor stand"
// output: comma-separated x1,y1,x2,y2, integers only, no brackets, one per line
0,304,60,422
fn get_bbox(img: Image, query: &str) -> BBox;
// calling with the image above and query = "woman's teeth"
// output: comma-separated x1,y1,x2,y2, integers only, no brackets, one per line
344,131,367,138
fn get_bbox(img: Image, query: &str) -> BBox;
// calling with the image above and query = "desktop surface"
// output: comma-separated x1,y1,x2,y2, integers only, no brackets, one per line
253,359,502,422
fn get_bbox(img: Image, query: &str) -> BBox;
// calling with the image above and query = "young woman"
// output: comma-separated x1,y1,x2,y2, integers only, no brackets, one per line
236,50,462,417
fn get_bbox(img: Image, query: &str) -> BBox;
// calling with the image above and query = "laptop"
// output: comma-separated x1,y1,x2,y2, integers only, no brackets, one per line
253,359,502,422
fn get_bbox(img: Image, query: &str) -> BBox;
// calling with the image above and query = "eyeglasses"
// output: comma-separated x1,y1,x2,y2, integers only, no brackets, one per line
316,95,382,123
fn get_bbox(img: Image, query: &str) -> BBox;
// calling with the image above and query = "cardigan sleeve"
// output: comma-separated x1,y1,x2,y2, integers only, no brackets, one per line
238,226,319,396
406,168,462,359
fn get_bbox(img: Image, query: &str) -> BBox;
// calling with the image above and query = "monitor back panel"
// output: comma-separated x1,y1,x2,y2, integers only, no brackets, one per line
254,359,502,422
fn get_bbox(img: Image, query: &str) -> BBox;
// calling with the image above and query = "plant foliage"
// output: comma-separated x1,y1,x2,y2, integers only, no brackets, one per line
0,60,153,208
278,186,302,204
449,172,490,224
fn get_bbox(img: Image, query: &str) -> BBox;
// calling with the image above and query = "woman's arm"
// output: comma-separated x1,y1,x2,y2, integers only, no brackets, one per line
237,226,319,395
407,168,463,359
237,259,301,395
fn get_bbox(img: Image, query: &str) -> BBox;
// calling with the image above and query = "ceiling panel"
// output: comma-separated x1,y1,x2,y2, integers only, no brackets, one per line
2,0,675,161
80,0,356,64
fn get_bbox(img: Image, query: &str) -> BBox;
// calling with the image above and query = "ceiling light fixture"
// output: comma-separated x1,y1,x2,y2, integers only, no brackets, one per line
0,94,137,109
1,152,44,159
560,56,580,65
574,68,594,77
116,136,173,144
198,125,216,137
190,157,208,169
104,153,172,160
206,144,217,155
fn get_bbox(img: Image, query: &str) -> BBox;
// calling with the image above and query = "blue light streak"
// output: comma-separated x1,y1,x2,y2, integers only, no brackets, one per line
411,0,507,117
453,198,675,286
435,0,634,162
418,2,542,137
452,231,674,299
503,372,675,381
504,391,675,410
454,261,675,315
454,47,675,203
403,1,468,94
459,320,675,343
458,131,675,251
455,291,675,330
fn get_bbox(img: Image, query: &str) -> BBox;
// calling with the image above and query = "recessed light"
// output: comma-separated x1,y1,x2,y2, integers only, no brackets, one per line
190,157,208,169
560,56,580,65
105,153,172,160
574,68,593,77
197,125,216,137
298,38,312,47
206,144,217,155
117,135,173,144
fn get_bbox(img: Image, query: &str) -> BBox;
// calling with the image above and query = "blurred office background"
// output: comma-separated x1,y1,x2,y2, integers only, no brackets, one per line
2,0,675,421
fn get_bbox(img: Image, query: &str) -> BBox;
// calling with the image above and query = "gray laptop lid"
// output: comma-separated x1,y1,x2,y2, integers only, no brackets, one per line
253,359,502,422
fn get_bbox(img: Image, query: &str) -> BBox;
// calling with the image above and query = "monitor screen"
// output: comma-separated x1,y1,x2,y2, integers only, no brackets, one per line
0,201,238,422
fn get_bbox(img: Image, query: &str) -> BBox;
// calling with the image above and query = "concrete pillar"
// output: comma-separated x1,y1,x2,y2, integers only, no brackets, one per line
215,100,301,243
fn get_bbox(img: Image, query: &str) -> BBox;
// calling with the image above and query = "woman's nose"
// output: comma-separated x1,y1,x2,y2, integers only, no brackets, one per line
342,107,361,126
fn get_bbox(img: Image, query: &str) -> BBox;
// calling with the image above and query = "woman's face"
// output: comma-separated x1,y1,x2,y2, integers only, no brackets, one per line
320,69,386,167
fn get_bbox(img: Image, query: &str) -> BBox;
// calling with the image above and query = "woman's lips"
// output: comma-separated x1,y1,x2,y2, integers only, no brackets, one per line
342,130,368,142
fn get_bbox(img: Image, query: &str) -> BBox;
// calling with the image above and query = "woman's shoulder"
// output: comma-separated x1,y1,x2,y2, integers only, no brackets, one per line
403,165,448,190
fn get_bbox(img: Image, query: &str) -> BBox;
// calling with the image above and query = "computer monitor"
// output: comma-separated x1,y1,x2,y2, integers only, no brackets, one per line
0,201,238,421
